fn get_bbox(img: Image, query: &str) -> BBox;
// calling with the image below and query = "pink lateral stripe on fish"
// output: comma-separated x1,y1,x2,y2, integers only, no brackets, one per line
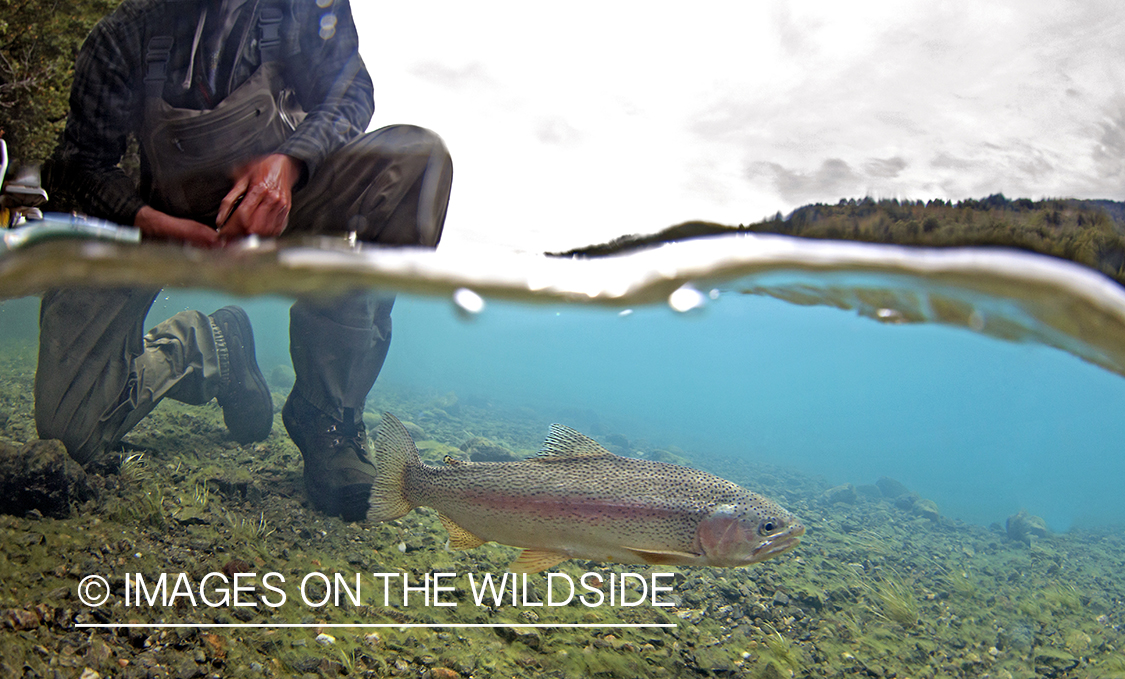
366,412,805,573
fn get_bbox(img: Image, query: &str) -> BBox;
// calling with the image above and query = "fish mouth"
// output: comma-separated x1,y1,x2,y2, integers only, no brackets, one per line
750,523,805,562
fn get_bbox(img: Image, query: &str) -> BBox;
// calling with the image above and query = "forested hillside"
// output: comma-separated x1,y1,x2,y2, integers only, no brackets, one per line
556,195,1125,287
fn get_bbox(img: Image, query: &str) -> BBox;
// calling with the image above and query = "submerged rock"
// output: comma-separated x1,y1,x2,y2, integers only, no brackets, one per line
459,436,519,462
855,484,883,500
0,439,93,518
1033,647,1078,677
823,483,858,504
894,493,920,511
401,420,427,441
912,498,940,520
431,392,461,415
876,476,911,499
1006,509,1050,546
266,364,295,390
647,448,691,466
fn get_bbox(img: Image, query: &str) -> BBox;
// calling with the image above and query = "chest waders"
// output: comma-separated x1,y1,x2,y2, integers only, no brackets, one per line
140,6,305,226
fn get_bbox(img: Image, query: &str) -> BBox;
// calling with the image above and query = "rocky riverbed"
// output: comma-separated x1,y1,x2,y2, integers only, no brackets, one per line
1,347,1123,678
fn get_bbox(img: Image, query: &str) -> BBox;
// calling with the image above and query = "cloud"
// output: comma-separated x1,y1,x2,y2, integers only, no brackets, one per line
1093,101,1125,185
930,153,977,171
864,157,908,179
536,117,582,147
686,0,1125,215
749,158,864,205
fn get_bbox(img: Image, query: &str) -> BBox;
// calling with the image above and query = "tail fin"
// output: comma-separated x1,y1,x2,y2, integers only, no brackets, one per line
366,412,421,522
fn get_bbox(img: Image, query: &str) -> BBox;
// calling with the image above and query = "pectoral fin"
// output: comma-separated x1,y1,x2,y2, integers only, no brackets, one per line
623,546,702,565
508,549,570,573
437,513,486,550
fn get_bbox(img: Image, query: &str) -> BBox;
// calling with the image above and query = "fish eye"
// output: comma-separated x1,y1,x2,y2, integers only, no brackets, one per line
760,519,781,535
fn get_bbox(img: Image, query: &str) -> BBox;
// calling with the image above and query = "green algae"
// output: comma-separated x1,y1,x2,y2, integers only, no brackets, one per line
860,570,919,629
0,346,1124,678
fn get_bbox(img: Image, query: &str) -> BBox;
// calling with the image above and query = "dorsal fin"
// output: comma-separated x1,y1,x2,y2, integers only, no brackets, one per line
534,424,615,460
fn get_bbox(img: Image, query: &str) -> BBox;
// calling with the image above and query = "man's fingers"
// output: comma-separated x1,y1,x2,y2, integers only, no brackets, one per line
164,218,220,247
217,176,252,227
135,206,219,247
218,155,299,240
230,185,290,238
250,192,290,237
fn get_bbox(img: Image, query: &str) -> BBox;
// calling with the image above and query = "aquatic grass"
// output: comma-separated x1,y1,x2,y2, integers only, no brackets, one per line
1017,598,1048,624
942,570,979,599
1098,654,1125,678
1064,629,1092,655
860,571,919,629
118,452,152,484
852,529,891,556
757,624,803,677
115,483,166,528
225,511,276,555
336,646,359,674
1040,582,1082,613
190,482,210,509
831,611,864,641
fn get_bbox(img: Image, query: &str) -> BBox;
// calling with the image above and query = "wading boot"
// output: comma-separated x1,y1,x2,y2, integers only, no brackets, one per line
209,306,273,444
281,391,374,521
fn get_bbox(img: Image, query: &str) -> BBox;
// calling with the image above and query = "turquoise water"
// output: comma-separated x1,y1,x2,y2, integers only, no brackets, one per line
56,276,1125,533
5,234,1125,676
378,295,1125,532
2,232,1124,535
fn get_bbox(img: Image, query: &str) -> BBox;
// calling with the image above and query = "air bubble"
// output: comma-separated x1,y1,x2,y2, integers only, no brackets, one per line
876,308,903,323
668,284,706,313
453,287,485,316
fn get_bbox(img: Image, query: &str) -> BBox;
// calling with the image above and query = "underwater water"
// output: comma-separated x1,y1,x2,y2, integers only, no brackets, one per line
1,232,1124,678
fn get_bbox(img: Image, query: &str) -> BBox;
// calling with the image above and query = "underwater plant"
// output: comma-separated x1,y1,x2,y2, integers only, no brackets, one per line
1041,582,1083,613
832,611,865,640
116,484,166,528
118,451,152,484
225,511,276,555
755,624,803,677
861,571,919,629
1098,654,1125,678
190,482,210,509
943,570,979,599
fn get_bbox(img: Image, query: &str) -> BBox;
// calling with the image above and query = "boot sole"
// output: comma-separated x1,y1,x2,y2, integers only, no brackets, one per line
214,306,273,444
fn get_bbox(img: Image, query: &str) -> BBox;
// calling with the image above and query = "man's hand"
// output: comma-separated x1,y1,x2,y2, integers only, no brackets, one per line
216,154,305,242
134,205,219,247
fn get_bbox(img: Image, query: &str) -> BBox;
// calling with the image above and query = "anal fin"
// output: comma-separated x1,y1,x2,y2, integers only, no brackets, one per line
438,513,486,550
623,546,701,566
508,549,570,573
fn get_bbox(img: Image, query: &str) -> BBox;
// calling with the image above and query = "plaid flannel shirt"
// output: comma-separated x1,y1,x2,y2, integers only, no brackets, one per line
50,0,374,226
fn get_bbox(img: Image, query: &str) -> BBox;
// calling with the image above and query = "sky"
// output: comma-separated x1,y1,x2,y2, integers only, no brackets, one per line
350,0,1125,254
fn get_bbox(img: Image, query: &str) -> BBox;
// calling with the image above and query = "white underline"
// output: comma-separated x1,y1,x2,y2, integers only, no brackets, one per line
77,623,677,629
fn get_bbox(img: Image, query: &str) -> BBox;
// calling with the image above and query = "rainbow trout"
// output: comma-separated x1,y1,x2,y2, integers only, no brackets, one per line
367,413,804,573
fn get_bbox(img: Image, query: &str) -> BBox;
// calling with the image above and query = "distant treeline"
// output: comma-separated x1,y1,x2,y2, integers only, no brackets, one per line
554,195,1125,287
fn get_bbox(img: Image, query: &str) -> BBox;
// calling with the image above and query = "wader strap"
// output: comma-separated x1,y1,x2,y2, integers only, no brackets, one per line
143,5,284,97
144,36,175,98
258,7,283,63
